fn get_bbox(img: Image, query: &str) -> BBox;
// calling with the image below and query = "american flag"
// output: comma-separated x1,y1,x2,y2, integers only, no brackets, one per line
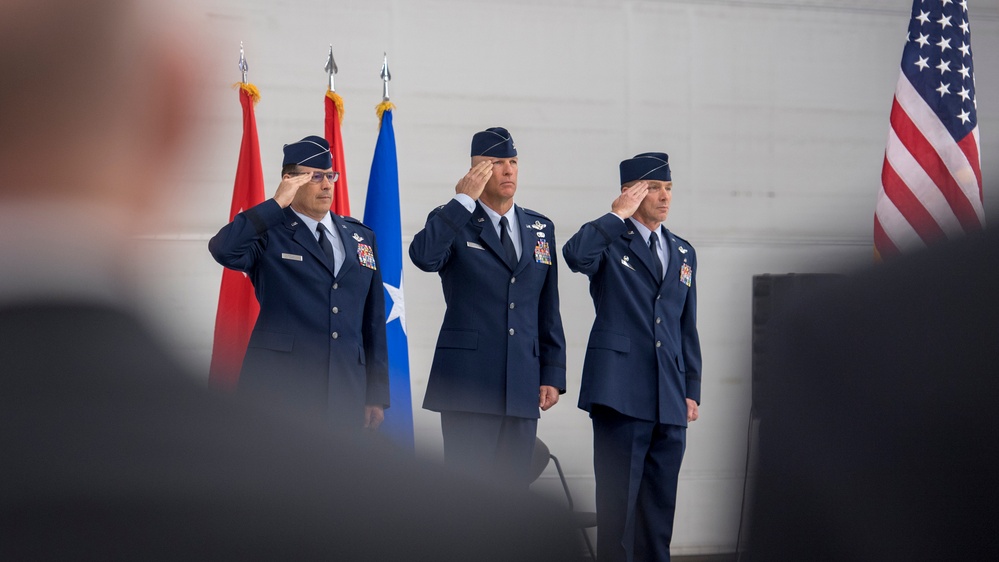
874,0,983,260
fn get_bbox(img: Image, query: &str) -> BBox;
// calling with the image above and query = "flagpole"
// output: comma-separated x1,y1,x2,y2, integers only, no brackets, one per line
325,45,350,215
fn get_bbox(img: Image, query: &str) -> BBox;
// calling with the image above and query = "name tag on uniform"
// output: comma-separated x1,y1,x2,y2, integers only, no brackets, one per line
466,241,485,250
357,243,377,270
281,253,303,261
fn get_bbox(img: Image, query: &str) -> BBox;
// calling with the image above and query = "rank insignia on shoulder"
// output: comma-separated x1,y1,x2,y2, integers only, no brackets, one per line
357,244,377,270
353,233,364,242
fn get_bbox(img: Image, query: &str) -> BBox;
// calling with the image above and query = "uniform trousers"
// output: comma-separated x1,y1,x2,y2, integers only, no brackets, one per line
592,405,686,562
440,410,538,488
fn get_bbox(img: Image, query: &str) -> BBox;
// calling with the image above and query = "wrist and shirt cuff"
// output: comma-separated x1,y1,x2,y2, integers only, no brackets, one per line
453,193,476,213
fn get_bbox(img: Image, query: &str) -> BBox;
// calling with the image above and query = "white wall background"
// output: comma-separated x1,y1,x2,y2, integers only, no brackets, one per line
136,0,999,555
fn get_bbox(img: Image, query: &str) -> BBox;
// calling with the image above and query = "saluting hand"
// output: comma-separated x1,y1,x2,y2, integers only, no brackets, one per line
273,171,315,208
610,181,650,219
454,160,493,200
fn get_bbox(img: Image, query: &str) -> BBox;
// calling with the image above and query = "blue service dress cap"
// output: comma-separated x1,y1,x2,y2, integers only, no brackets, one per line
619,152,671,185
283,135,333,169
470,127,517,158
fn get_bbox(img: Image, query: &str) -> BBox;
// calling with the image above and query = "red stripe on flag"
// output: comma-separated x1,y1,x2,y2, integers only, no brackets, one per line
881,155,946,245
956,132,983,205
873,215,899,261
889,98,980,232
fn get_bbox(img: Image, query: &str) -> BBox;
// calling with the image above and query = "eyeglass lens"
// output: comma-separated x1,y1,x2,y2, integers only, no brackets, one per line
309,172,339,183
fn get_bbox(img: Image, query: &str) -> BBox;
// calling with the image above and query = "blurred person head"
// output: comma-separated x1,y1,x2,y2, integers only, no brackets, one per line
0,5,581,561
0,0,200,231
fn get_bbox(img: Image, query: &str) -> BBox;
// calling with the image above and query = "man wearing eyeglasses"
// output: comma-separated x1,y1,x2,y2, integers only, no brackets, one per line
210,136,389,431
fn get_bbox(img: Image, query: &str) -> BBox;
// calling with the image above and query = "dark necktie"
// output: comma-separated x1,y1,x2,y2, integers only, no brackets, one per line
317,224,335,266
649,231,664,281
499,216,518,269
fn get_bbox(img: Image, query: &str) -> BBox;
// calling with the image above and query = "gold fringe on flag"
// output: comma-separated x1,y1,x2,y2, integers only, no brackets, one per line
375,100,396,127
326,90,345,123
232,82,261,105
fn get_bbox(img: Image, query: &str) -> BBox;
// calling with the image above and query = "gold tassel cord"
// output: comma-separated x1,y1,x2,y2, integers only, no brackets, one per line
232,82,261,105
375,100,396,127
326,90,345,124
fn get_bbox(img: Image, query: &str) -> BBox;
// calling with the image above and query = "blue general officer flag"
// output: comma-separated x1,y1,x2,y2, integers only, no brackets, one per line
364,107,415,451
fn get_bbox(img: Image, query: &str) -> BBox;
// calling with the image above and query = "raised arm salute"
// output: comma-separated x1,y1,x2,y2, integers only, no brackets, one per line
562,153,701,562
210,136,389,431
409,127,566,488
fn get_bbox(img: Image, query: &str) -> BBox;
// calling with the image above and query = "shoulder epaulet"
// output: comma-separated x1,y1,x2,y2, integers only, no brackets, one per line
341,215,373,231
666,230,693,248
521,207,551,221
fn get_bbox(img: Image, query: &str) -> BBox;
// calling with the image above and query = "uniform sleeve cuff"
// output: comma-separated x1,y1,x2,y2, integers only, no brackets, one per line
453,193,476,213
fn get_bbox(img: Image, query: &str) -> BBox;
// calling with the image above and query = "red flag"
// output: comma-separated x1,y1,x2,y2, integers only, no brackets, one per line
874,0,983,261
209,84,265,391
325,91,350,216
